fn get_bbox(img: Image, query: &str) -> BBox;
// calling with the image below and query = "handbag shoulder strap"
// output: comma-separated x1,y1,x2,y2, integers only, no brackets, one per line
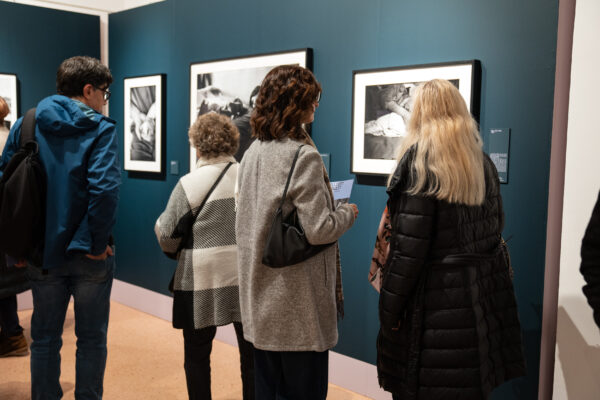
170,161,233,291
277,145,304,210
194,161,233,219
179,161,233,249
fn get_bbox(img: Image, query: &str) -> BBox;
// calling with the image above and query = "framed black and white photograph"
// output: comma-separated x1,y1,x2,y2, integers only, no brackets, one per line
124,74,164,173
189,48,312,171
0,73,19,129
351,60,481,176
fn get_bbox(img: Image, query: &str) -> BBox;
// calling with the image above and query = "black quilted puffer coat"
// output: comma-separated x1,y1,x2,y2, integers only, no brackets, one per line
377,149,526,399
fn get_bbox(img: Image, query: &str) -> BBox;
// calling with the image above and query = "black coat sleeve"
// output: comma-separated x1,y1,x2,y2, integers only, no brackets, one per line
581,191,600,328
379,192,436,330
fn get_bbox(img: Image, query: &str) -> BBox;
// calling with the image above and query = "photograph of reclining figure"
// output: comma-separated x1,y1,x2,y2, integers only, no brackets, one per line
189,49,311,170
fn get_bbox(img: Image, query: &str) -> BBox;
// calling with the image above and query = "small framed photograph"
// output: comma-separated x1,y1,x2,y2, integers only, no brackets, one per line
0,73,19,129
189,48,312,171
124,74,165,173
351,60,481,176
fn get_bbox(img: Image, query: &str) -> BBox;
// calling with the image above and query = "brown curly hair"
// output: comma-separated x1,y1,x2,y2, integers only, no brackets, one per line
0,96,9,124
189,112,240,159
251,65,321,141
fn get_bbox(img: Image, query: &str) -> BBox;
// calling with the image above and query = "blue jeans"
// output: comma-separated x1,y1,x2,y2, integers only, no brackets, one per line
26,251,115,400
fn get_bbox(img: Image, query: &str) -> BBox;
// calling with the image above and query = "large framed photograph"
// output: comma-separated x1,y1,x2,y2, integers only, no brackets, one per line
124,74,165,173
351,60,481,176
189,48,312,171
0,73,19,129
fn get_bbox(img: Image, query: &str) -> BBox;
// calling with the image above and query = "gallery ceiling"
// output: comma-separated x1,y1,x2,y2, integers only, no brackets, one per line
3,0,163,13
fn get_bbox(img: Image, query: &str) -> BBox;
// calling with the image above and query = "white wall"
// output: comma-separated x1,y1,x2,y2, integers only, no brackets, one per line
123,0,162,11
553,0,600,398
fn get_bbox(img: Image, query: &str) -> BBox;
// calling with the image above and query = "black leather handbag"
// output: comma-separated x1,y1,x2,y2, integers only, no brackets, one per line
262,145,332,268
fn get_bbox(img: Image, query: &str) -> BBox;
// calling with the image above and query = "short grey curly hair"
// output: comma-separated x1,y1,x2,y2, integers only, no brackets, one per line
189,112,240,159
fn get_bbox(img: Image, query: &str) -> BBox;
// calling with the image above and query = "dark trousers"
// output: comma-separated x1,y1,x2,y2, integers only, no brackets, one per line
254,348,329,400
183,322,254,400
0,294,23,337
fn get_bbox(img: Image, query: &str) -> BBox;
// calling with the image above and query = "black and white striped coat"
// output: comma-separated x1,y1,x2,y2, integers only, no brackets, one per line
155,155,240,330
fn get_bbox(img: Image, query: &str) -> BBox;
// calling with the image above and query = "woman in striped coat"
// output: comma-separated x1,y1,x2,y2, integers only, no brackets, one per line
155,112,254,400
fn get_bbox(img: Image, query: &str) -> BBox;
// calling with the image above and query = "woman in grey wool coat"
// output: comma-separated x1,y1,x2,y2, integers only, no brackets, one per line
235,65,358,400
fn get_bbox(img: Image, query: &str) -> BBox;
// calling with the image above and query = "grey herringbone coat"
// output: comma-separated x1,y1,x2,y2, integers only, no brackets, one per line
236,138,355,352
155,155,240,330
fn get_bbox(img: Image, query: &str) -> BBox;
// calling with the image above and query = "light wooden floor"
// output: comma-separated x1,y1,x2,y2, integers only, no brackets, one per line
0,301,370,399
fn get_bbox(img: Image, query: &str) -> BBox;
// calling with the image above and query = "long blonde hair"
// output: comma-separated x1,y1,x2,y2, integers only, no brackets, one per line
390,79,485,206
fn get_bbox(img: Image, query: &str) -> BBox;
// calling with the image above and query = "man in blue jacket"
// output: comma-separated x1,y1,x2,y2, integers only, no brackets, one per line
0,56,120,400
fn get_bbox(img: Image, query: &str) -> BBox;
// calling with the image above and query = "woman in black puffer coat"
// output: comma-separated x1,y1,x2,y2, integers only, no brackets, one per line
377,79,526,400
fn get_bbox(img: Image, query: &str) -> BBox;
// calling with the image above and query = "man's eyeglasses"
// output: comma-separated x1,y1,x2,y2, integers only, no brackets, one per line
95,86,111,101
315,92,321,104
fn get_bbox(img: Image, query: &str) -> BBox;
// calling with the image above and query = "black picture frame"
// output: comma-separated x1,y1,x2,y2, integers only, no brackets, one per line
351,60,481,177
189,48,313,171
123,74,166,174
0,73,19,130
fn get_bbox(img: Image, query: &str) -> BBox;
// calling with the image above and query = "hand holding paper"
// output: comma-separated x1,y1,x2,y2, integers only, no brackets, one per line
331,179,358,218
332,179,353,203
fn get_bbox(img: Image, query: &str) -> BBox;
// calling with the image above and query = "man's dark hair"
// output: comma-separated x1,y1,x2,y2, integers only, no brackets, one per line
249,86,260,108
56,56,113,97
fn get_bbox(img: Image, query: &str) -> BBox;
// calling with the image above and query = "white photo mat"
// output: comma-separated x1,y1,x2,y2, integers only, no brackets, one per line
189,49,309,172
124,74,163,173
351,61,478,176
0,73,19,129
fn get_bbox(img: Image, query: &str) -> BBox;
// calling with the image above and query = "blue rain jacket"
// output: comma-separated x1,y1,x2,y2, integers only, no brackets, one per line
0,95,121,269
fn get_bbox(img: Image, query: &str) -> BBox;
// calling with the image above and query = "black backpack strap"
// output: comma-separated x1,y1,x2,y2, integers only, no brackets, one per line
20,108,37,148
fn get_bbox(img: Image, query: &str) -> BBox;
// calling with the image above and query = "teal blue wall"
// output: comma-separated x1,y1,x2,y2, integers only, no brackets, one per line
109,1,558,397
0,2,100,115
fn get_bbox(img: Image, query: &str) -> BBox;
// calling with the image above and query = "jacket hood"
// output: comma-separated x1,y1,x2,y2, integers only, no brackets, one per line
36,95,104,137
